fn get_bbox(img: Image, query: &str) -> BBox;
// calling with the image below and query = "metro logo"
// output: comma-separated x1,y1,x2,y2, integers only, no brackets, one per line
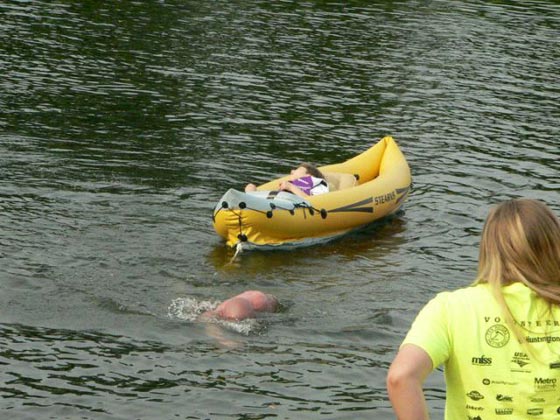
534,377,557,392
535,377,556,384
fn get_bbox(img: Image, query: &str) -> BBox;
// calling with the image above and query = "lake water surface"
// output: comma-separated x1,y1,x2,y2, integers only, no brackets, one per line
1,1,559,419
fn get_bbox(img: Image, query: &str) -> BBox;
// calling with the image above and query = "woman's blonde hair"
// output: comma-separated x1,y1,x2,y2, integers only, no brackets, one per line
474,199,560,341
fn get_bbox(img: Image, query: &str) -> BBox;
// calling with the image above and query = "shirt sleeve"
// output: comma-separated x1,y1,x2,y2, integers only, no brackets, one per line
401,292,451,370
310,177,329,195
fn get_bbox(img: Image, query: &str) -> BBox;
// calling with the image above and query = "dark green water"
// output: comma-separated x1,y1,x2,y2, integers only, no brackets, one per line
1,1,558,418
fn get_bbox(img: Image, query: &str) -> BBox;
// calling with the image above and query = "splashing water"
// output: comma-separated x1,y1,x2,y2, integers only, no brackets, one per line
168,297,219,321
168,297,259,335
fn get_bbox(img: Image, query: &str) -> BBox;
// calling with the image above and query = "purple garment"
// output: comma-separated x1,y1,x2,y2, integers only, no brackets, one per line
290,176,322,196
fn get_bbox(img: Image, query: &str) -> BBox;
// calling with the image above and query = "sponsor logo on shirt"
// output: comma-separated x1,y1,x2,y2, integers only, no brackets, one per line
527,408,544,416
472,355,492,366
485,324,510,348
517,319,560,328
511,352,531,372
550,361,560,369
466,404,484,411
482,378,518,386
496,394,513,402
534,377,557,392
512,352,529,364
495,408,514,415
467,391,485,401
526,335,560,343
530,397,545,403
467,416,482,420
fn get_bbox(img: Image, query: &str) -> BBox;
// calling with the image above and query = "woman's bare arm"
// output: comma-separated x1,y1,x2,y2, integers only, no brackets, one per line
387,344,433,420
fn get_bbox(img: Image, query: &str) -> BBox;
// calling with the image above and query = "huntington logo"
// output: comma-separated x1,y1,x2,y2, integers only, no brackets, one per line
485,324,510,348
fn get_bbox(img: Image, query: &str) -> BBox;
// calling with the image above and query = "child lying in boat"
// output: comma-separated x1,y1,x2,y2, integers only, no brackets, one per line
199,290,278,321
245,162,329,198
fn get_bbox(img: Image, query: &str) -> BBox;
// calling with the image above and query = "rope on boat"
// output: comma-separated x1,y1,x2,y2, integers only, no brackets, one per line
226,242,244,265
214,196,327,222
216,196,329,256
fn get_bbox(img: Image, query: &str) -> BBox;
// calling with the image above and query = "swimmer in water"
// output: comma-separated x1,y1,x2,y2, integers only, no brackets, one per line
200,290,278,321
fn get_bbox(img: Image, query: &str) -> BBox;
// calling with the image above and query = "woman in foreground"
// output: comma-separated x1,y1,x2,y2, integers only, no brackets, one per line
387,199,560,419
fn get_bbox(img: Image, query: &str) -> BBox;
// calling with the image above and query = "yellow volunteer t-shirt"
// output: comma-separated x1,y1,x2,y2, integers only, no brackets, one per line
402,282,560,419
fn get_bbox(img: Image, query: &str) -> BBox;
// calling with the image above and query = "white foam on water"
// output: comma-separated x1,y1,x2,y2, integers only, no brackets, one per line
215,318,258,336
167,297,259,335
168,297,219,321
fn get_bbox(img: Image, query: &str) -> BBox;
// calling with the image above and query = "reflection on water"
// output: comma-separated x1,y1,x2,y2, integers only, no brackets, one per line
1,0,559,418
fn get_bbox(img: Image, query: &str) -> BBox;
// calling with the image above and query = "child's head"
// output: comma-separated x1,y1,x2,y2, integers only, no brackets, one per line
292,162,324,179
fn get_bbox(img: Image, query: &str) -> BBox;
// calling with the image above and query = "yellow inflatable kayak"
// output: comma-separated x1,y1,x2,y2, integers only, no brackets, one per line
212,136,411,249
